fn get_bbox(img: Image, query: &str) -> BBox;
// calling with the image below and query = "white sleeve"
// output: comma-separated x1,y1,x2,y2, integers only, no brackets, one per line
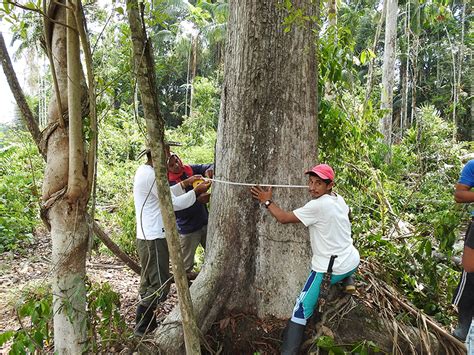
293,200,320,227
171,190,196,211
150,177,196,210
170,182,185,196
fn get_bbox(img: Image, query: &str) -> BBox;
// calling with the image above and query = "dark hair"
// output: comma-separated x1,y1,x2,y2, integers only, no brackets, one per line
308,172,332,185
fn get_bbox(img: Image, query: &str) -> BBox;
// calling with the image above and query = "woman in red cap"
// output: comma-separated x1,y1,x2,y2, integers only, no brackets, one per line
251,163,359,355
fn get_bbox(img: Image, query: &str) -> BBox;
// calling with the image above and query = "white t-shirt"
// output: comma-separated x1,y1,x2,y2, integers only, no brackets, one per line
293,193,360,274
134,165,196,240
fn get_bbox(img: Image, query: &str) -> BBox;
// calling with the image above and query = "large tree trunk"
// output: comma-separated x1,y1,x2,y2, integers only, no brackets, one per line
380,0,398,147
156,0,318,352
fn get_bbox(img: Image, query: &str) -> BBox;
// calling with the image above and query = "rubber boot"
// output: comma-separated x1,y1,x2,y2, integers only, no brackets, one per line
134,304,157,337
453,305,472,341
281,320,305,355
342,275,356,294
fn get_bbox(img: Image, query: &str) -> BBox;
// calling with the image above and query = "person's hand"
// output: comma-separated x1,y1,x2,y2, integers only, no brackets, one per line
194,179,212,196
250,186,272,203
197,192,211,204
181,175,204,189
205,169,214,179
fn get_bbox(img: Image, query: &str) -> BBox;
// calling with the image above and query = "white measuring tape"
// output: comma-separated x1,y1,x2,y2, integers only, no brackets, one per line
208,177,307,189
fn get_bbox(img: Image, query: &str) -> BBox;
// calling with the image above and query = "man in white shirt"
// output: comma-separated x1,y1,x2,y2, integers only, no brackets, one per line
133,148,211,336
251,164,359,355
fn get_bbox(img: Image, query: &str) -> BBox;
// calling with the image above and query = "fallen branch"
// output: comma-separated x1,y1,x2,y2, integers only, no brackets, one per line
362,261,466,354
378,285,466,353
92,221,141,275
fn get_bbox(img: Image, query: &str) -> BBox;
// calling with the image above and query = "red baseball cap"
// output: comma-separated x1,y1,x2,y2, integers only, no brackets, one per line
305,164,335,181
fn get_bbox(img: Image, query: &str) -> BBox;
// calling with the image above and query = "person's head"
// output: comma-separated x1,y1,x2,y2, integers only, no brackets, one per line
137,141,181,166
305,164,335,198
166,153,184,174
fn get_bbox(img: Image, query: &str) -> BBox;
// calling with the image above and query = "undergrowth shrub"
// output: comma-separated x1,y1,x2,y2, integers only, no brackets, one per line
0,128,43,253
322,104,468,324
0,280,129,353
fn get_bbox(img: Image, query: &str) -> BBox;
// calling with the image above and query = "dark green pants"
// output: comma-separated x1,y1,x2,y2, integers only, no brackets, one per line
137,238,170,307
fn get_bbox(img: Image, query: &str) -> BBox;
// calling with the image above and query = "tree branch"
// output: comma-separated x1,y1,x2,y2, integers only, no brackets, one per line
6,0,76,33
0,32,45,158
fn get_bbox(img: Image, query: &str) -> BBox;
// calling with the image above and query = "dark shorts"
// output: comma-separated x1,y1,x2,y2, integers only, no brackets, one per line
452,220,474,311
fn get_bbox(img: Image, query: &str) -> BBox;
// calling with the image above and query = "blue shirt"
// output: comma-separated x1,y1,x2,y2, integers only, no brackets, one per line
169,163,213,234
459,160,474,216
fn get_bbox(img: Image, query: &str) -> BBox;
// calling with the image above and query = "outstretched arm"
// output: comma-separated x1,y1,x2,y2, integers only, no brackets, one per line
250,186,301,224
454,183,474,203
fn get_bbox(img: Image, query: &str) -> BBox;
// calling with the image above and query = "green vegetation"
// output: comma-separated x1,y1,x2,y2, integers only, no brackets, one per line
0,0,471,351
0,128,43,253
0,281,129,353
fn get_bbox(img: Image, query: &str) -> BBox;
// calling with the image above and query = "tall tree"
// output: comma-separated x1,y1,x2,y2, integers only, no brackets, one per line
400,0,411,136
156,0,318,352
1,0,94,351
126,0,201,353
42,1,93,351
380,0,398,147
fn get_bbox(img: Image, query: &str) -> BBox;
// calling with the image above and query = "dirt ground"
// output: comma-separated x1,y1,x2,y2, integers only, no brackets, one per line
0,229,287,354
0,228,140,353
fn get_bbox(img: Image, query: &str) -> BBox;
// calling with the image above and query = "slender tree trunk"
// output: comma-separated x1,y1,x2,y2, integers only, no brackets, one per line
400,1,410,135
0,33,44,157
42,2,90,352
189,34,198,116
126,1,201,353
328,0,337,28
364,0,386,105
453,0,466,141
156,0,318,352
410,0,420,127
324,0,337,101
380,0,398,147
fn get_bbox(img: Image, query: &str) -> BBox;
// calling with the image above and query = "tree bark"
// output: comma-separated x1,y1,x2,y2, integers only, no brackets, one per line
380,0,398,147
328,0,337,28
189,34,198,116
156,0,318,352
364,0,386,106
1,12,139,280
453,0,466,141
41,2,90,352
126,1,201,353
0,33,44,158
410,0,420,127
400,1,410,136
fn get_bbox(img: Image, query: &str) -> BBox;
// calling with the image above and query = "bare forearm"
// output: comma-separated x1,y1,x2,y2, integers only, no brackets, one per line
454,190,474,203
462,246,474,272
267,202,300,224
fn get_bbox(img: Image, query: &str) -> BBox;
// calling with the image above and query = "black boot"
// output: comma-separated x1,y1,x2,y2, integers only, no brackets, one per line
453,306,472,341
341,275,356,294
134,304,157,337
281,320,305,355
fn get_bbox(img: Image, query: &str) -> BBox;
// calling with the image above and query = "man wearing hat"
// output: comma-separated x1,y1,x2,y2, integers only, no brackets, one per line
167,152,214,275
251,164,359,354
133,147,211,336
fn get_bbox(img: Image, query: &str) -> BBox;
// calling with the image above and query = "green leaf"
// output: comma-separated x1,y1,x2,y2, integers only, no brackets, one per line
360,50,367,65
0,331,14,346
